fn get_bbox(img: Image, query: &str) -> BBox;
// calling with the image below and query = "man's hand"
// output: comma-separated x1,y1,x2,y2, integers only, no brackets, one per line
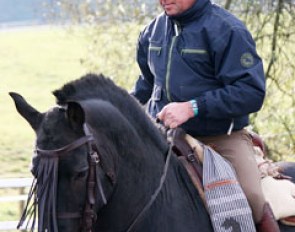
157,102,194,128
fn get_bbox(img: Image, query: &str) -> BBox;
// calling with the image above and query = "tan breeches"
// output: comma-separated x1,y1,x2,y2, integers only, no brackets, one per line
195,129,266,223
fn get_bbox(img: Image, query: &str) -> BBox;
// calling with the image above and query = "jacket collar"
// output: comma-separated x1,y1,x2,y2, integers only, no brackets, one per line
169,0,211,25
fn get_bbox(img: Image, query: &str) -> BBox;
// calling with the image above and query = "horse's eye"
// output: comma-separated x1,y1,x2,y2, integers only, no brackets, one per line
73,170,88,180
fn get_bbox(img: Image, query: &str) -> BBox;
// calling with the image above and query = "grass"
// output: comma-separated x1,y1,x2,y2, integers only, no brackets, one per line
0,26,91,177
0,26,94,224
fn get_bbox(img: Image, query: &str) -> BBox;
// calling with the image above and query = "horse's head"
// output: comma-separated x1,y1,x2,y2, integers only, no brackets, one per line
9,92,115,232
10,74,169,232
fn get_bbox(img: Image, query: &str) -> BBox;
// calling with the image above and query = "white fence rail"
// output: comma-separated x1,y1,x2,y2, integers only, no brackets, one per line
0,178,33,231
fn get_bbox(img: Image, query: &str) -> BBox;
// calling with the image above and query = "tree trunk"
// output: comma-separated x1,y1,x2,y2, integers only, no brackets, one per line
224,0,233,10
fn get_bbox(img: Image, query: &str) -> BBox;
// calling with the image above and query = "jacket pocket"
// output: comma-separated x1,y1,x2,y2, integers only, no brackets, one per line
149,45,162,55
181,48,213,77
181,48,207,56
148,41,162,75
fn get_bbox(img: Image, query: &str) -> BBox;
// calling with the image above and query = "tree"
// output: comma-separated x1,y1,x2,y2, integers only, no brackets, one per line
224,0,233,10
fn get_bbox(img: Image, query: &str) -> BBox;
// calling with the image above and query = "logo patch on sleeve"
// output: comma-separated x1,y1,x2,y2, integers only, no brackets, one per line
240,52,254,68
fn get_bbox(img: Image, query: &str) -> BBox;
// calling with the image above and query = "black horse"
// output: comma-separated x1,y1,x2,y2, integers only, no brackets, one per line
9,73,295,232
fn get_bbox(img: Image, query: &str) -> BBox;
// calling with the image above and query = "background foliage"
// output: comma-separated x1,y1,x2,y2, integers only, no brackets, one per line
46,0,295,160
219,0,295,160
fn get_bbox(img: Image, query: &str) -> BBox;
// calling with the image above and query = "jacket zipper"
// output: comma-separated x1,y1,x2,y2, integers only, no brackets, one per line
166,21,181,102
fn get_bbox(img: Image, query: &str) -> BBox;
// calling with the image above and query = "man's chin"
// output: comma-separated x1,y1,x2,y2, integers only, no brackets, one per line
163,5,179,16
164,10,179,16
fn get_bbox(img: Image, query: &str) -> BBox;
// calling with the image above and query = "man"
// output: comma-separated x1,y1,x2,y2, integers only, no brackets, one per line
131,0,280,231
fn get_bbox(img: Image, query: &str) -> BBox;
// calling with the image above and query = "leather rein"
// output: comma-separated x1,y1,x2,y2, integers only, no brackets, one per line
35,124,107,232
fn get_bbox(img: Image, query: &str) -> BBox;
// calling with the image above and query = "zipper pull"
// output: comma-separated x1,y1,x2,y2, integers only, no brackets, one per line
227,119,234,135
173,20,181,36
174,23,179,36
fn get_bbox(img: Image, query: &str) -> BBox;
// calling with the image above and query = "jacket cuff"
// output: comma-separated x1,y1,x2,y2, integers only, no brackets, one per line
195,96,207,117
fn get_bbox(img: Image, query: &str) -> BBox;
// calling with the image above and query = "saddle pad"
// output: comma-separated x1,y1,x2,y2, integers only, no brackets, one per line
203,146,256,232
261,176,295,219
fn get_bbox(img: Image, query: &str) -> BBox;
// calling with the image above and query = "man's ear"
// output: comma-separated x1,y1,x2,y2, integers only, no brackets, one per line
66,102,85,131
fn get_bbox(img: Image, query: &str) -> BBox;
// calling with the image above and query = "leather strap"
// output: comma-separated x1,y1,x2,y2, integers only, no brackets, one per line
36,135,94,158
168,128,203,184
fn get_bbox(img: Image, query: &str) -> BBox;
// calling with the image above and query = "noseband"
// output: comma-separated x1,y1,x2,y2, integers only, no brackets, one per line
34,123,107,232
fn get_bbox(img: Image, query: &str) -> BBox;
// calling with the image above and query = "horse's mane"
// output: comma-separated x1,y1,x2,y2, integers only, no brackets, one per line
53,73,123,105
53,73,167,149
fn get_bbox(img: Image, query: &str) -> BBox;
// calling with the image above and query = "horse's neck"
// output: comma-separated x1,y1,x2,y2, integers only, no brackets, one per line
96,147,167,230
97,153,210,232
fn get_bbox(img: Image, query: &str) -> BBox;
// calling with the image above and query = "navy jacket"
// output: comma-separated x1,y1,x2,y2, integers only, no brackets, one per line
131,0,265,136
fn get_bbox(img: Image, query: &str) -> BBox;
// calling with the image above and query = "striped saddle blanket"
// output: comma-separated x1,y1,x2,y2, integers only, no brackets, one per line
203,146,256,232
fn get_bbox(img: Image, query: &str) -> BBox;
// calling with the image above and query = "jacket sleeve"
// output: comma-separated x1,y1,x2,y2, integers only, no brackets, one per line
196,27,266,119
130,30,154,105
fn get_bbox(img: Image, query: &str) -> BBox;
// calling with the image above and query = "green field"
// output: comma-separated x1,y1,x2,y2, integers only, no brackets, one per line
1,26,91,178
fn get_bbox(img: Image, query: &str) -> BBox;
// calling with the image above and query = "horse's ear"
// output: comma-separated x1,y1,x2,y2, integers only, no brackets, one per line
67,102,85,130
9,92,43,131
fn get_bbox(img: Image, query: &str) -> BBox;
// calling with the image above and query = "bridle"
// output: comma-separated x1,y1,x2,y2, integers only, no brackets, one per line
33,123,107,232
19,123,173,232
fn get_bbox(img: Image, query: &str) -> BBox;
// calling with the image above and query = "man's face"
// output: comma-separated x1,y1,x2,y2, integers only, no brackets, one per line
159,0,196,16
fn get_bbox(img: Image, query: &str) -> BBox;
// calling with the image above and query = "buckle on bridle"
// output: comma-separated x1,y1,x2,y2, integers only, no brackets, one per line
90,152,100,164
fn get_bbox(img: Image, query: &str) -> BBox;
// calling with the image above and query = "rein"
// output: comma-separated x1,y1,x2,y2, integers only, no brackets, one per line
126,132,174,232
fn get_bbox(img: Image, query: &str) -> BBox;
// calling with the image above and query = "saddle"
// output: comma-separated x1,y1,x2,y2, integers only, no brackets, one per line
168,128,257,231
168,128,295,227
166,128,206,205
253,144,295,226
